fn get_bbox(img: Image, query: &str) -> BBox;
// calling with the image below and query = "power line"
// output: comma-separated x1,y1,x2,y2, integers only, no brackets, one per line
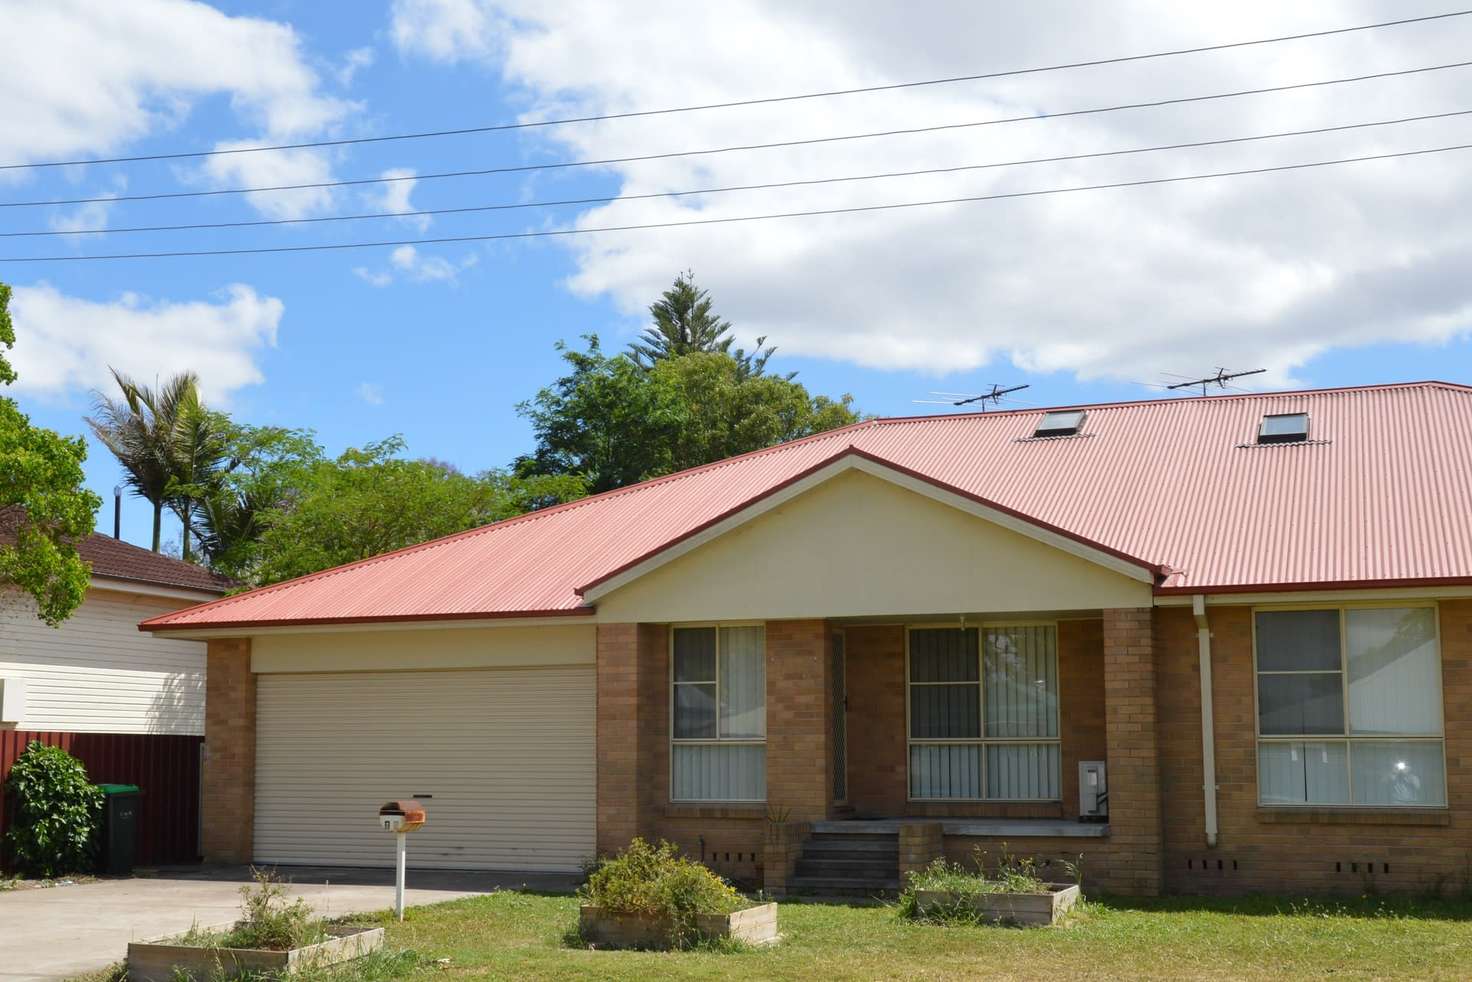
7,59,1469,210
12,108,1472,238
5,8,1468,171
4,140,1467,263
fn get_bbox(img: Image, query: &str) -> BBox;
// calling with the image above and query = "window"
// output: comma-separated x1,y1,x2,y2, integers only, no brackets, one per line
1033,410,1085,438
671,626,765,801
1255,607,1445,807
1258,412,1309,444
907,625,1060,800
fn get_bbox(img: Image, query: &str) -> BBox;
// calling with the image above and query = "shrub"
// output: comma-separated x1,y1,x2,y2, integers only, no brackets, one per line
580,838,747,946
3,741,103,876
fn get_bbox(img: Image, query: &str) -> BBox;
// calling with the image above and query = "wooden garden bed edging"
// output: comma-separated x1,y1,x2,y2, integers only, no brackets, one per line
126,924,384,981
912,883,1080,926
578,902,779,948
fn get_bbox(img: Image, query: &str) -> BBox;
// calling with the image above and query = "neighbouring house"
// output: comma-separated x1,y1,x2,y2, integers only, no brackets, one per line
142,382,1472,896
2,530,229,867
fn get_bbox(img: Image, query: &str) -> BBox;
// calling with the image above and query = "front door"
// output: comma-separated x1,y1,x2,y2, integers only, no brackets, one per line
831,631,848,804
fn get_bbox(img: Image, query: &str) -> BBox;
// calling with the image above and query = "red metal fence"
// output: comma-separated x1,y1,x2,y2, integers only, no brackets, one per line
0,730,202,868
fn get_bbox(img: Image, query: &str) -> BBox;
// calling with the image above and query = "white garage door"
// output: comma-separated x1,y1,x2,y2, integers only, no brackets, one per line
254,667,594,872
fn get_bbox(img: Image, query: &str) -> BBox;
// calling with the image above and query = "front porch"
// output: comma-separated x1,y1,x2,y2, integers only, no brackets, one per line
597,608,1166,897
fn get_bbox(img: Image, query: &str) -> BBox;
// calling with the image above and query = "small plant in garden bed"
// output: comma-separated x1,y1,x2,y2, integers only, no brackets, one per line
577,838,776,949
898,845,1082,926
168,869,329,951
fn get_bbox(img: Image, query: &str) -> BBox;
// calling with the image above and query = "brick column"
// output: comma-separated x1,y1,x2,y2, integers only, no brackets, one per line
202,638,254,864
1102,608,1164,895
762,820,811,896
765,619,831,823
898,821,944,883
596,623,668,856
596,624,640,856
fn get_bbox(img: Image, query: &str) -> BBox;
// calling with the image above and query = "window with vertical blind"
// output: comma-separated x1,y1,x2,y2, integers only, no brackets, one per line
907,625,1060,800
1255,606,1445,807
671,625,766,802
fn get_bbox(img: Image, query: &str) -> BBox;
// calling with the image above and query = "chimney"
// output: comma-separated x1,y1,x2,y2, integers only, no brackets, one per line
113,485,122,539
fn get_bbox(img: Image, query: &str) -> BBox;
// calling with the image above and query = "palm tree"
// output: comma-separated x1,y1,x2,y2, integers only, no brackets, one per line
163,391,229,562
85,370,201,553
629,272,783,378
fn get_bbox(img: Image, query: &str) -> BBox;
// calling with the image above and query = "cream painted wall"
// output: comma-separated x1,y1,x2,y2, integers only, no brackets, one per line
251,623,596,674
595,469,1152,623
0,588,207,734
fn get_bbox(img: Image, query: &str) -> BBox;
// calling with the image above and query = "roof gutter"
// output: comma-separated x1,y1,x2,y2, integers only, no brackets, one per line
1193,594,1219,848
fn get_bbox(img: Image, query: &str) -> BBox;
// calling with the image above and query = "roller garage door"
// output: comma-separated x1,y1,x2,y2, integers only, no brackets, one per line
254,667,594,871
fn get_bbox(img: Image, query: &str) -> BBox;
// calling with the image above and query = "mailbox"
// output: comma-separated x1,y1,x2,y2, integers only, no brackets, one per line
378,800,427,833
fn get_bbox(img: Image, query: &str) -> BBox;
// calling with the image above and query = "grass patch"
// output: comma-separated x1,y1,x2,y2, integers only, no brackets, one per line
244,888,1472,981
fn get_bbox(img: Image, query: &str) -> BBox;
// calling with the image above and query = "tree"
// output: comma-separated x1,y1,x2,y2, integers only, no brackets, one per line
517,337,861,494
248,437,583,586
0,282,101,626
86,370,202,553
629,271,782,379
192,424,323,582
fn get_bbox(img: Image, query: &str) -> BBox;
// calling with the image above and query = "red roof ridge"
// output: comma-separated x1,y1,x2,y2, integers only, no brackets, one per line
864,379,1472,426
142,416,885,626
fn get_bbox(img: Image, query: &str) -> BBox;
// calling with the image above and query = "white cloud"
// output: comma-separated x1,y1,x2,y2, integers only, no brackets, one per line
0,0,351,164
48,193,120,240
0,0,357,220
369,168,432,230
355,246,478,286
199,145,338,221
7,283,282,404
357,382,385,405
336,47,377,87
391,0,1472,383
390,0,502,62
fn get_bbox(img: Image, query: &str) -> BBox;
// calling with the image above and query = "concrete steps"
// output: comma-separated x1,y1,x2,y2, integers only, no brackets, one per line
786,831,900,897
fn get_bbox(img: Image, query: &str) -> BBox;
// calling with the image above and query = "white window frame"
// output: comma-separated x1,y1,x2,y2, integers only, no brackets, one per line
904,621,1063,803
669,622,767,804
1252,601,1447,809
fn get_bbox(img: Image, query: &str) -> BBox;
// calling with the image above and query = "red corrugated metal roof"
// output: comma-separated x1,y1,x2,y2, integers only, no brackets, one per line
142,381,1472,630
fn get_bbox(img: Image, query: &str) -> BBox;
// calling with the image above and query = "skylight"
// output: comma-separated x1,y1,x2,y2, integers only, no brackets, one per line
1258,412,1310,445
1033,410,1086,438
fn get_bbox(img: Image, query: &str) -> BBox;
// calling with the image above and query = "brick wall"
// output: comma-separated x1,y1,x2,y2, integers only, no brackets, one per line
842,621,1105,820
202,637,254,864
1159,600,1472,895
765,619,832,822
1102,607,1164,895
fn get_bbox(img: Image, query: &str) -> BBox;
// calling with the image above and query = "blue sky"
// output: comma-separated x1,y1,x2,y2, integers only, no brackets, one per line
3,0,1471,550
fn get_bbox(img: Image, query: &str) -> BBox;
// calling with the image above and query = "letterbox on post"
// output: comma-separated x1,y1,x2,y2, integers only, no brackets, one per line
378,800,427,833
379,799,427,920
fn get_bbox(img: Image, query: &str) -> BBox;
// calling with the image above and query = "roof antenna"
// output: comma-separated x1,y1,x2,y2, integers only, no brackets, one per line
913,383,1030,410
1165,368,1266,397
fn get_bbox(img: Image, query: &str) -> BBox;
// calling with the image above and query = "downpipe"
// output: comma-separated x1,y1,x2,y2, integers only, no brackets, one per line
1193,595,1219,847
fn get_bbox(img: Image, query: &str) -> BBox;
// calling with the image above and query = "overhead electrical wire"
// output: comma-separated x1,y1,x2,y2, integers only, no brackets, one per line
5,141,1468,263
9,108,1471,238
4,59,1469,210
2,8,1467,171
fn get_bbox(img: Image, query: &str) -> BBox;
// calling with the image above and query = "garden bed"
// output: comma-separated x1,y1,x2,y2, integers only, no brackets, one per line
579,902,778,948
910,883,1080,927
125,924,384,982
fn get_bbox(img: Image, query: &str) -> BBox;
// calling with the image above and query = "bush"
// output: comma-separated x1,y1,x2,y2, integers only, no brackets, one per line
3,741,103,876
580,838,747,946
227,868,325,950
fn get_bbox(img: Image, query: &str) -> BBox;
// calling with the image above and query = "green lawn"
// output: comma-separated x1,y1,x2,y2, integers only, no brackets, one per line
293,890,1472,981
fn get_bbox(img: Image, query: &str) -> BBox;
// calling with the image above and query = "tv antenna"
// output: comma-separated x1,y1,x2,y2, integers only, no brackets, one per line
1164,368,1266,397
913,383,1031,410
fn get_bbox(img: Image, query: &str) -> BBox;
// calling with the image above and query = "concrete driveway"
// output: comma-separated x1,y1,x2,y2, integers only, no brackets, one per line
0,865,577,982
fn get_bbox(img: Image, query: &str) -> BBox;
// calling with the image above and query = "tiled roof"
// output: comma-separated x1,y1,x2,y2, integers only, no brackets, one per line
143,381,1472,630
79,533,232,594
